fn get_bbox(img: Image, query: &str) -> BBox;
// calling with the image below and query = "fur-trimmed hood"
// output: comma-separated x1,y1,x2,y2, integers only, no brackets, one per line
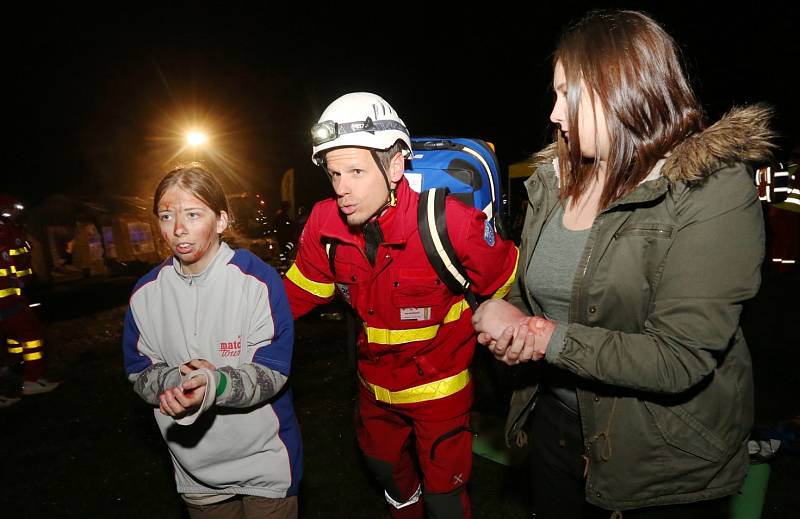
529,104,775,183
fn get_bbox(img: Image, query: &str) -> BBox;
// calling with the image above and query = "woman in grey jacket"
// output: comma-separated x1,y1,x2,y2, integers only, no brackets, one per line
472,10,773,519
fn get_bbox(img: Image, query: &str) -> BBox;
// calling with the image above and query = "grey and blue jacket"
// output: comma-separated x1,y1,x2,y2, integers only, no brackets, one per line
123,242,302,498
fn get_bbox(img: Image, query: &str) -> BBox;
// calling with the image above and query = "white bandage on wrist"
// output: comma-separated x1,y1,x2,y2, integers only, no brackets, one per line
174,367,216,426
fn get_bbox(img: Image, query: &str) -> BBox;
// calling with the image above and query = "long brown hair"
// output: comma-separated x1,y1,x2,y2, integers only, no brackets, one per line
555,10,705,208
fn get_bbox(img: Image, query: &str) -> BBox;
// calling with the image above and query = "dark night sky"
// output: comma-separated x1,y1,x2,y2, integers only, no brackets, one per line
10,2,800,210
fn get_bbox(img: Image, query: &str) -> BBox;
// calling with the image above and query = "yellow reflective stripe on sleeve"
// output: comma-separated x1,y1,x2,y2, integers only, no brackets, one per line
7,339,20,345
286,264,335,298
23,340,43,349
8,346,24,354
365,300,470,346
0,268,9,276
9,247,30,256
23,352,44,361
0,288,22,298
491,246,520,300
15,268,33,277
359,369,471,405
443,299,470,324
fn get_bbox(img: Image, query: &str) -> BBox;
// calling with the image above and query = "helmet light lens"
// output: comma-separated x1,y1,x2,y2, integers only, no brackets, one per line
311,121,337,145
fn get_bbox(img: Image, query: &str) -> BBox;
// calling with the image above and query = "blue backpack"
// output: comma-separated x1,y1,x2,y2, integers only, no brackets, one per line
406,137,504,231
406,137,507,310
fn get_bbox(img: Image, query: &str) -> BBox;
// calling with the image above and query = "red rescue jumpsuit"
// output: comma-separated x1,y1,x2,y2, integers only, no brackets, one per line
0,222,45,382
285,178,518,518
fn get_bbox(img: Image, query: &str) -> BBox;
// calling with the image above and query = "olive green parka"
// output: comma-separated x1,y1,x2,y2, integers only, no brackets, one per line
505,105,773,511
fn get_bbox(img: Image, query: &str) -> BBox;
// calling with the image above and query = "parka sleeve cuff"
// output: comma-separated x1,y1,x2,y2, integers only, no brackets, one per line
545,321,569,363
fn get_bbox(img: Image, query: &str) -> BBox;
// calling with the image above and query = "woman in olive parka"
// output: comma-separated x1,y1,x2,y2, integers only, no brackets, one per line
472,9,773,519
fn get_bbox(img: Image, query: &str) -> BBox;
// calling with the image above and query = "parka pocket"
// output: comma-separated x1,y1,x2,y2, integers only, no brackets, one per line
615,223,674,239
390,270,447,322
643,401,726,462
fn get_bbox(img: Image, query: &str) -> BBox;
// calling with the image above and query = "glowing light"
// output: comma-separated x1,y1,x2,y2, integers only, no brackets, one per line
149,108,250,188
187,131,207,146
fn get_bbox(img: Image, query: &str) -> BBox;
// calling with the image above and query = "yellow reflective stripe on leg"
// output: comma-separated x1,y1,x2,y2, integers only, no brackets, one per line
7,339,20,345
286,264,335,298
359,369,471,404
23,340,43,349
0,288,22,298
365,300,470,345
491,247,519,300
15,268,33,277
8,346,24,354
0,268,9,276
9,247,30,256
23,352,43,361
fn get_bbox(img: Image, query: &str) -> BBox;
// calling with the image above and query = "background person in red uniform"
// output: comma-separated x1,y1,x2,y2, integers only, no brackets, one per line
0,195,58,404
284,92,519,519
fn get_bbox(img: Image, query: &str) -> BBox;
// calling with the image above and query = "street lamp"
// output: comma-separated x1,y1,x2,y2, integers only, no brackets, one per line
187,131,207,146
185,130,208,161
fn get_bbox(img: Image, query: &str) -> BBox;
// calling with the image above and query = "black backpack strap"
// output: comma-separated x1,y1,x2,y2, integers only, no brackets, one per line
417,188,478,311
324,240,338,277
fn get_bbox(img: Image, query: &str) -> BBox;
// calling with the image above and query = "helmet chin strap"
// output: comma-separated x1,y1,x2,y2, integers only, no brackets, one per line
366,149,398,224
360,150,399,266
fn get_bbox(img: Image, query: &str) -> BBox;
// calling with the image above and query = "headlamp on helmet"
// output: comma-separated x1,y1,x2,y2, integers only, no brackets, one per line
311,117,408,147
312,121,337,146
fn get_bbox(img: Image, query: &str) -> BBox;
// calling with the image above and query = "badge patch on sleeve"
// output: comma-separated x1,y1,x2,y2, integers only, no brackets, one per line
484,221,496,246
400,307,431,321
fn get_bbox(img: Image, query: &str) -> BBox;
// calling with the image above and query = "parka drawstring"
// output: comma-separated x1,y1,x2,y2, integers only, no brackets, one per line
515,429,528,448
588,397,618,462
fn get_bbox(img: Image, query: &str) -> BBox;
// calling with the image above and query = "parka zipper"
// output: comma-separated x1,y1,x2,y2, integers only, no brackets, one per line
194,276,199,336
186,273,199,336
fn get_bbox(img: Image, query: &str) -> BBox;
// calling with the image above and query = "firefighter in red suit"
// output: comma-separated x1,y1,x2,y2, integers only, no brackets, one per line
0,195,58,402
284,93,518,518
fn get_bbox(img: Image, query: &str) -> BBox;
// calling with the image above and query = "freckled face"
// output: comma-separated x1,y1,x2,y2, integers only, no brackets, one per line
157,186,228,274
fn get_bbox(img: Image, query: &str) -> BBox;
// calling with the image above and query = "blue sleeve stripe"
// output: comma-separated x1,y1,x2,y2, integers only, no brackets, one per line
122,306,151,375
229,250,295,376
272,388,303,495
123,262,170,375
130,259,171,300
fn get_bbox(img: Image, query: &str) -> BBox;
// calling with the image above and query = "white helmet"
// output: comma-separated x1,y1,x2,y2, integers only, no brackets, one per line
311,92,412,165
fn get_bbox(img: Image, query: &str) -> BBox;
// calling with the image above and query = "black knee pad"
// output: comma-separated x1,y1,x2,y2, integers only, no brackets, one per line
424,487,465,519
363,455,408,503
